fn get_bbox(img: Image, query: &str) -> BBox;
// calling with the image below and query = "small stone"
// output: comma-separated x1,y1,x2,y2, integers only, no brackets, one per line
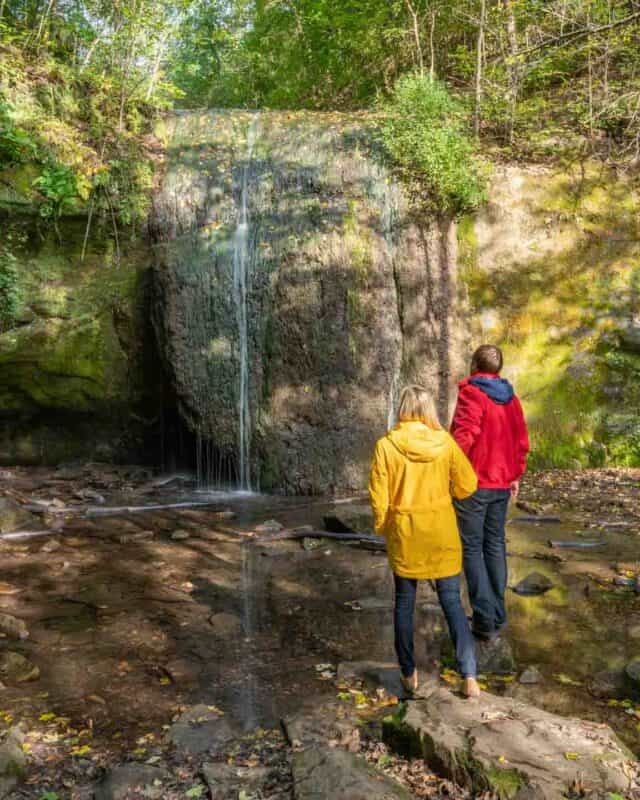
519,666,543,685
302,537,323,551
170,530,190,541
213,509,235,520
93,764,169,800
512,572,554,596
41,538,61,553
118,531,154,544
254,519,283,532
0,613,28,640
208,612,243,637
0,652,39,684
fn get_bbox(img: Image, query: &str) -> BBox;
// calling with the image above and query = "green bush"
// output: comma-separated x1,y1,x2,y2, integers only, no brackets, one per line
33,164,79,219
379,74,486,216
0,101,38,166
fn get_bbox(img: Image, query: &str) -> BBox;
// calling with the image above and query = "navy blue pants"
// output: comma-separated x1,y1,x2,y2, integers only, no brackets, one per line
394,573,477,678
454,489,511,638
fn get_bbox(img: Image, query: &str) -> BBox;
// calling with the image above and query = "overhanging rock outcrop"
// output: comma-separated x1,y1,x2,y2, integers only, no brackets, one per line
151,111,470,493
384,683,637,799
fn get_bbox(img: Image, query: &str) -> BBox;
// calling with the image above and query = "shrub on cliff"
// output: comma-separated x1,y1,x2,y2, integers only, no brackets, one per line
379,74,486,217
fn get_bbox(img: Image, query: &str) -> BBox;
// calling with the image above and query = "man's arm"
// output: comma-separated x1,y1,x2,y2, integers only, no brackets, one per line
514,395,530,477
368,440,389,535
510,396,530,499
451,386,484,457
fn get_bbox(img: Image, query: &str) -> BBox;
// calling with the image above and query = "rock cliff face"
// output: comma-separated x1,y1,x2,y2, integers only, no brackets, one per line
461,163,640,468
151,111,469,493
0,213,159,465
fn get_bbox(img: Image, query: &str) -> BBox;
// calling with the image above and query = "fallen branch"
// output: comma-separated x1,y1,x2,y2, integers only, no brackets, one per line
256,528,386,551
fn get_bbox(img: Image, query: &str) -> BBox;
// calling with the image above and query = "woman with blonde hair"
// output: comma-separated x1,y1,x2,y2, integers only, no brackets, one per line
369,384,480,698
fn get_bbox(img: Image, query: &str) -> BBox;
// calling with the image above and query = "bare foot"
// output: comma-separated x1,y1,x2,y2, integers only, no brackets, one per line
464,677,481,698
400,669,418,695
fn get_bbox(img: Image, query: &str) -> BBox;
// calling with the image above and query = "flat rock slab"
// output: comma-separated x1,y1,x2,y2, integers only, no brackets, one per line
168,704,236,756
384,683,637,799
93,764,169,800
202,762,269,800
292,746,410,800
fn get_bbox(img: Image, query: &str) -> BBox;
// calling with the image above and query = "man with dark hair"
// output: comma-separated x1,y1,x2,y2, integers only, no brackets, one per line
451,344,529,641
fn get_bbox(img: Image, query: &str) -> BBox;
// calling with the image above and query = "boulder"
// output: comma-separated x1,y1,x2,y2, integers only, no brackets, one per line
589,668,626,699
93,764,169,800
0,727,26,799
323,505,374,535
383,683,636,799
476,636,517,675
291,746,410,800
168,704,236,756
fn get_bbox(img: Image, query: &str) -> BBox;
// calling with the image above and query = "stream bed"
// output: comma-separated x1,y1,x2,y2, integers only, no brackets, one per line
0,465,639,797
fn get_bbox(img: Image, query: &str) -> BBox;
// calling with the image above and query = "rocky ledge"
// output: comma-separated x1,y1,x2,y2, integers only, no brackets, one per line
383,678,637,799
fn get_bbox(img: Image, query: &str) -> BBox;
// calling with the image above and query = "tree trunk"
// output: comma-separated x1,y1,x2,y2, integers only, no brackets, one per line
405,0,425,75
474,0,486,138
502,0,519,144
429,7,436,80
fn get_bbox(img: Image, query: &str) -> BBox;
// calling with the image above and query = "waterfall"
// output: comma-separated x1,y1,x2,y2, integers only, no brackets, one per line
233,117,259,491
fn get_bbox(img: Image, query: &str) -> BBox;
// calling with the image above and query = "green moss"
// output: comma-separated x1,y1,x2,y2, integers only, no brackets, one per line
466,162,640,469
485,767,525,798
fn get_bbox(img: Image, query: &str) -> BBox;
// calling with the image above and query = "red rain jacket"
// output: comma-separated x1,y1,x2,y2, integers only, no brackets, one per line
451,372,529,490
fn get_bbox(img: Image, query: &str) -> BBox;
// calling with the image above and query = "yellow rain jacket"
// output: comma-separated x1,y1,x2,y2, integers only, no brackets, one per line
368,421,478,580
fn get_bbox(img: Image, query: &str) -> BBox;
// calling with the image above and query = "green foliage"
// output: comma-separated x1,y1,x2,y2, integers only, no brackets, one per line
379,74,486,215
0,246,22,331
33,165,79,219
0,100,38,166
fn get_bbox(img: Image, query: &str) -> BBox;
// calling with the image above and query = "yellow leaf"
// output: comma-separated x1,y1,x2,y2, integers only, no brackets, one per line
39,713,56,722
71,745,92,756
498,755,507,763
159,677,170,685
564,752,580,760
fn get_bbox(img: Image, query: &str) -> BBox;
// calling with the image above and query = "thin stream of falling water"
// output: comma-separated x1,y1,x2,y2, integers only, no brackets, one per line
241,539,258,729
233,116,259,491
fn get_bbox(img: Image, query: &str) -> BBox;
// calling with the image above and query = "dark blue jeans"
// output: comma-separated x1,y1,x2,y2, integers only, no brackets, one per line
454,489,511,638
394,573,476,678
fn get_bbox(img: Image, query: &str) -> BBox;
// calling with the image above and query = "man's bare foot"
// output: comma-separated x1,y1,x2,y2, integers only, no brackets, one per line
400,670,418,695
464,677,481,698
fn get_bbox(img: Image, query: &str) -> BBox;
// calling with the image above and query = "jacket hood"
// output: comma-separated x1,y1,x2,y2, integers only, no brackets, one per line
468,374,514,405
387,421,451,462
